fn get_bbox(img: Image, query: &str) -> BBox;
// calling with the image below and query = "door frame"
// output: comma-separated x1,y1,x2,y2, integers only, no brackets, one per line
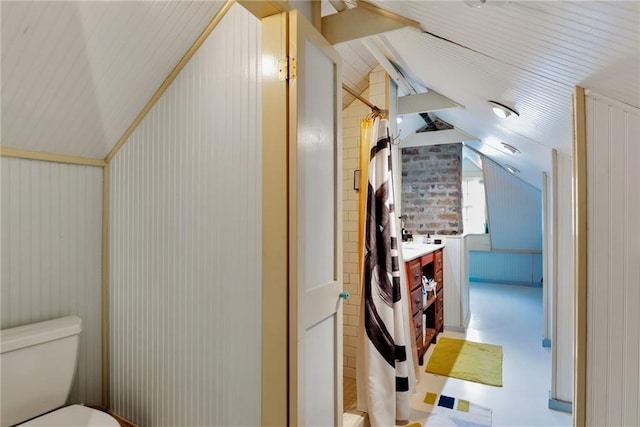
572,86,587,427
287,9,344,426
249,2,589,426
260,9,290,427
258,7,343,426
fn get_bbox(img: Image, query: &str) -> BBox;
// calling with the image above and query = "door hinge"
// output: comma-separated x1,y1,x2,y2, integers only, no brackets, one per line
278,56,296,81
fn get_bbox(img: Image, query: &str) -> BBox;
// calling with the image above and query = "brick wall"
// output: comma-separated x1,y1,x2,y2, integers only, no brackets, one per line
401,143,463,236
342,66,387,379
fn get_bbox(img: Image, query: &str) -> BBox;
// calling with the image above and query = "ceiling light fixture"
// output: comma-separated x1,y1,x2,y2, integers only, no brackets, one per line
501,142,521,154
505,164,520,174
397,116,403,124
489,100,519,118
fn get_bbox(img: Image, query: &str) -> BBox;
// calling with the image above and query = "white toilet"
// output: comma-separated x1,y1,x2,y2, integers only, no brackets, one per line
0,316,120,427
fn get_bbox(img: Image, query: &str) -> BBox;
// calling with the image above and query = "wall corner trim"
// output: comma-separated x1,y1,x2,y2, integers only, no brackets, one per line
104,0,235,164
572,85,587,427
0,146,105,167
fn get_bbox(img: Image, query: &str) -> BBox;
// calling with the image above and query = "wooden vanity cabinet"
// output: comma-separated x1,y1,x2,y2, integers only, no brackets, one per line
405,248,444,365
434,250,444,334
406,259,423,364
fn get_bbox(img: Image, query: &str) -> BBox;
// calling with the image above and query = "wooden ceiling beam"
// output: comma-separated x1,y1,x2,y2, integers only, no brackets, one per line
321,0,421,45
400,128,477,148
237,0,289,19
361,37,414,96
328,0,347,12
398,91,463,115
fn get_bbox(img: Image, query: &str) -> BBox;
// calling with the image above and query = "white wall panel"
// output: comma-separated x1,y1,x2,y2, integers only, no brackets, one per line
484,158,543,251
437,235,469,331
108,5,261,426
0,157,103,405
469,251,542,285
585,92,640,426
551,150,574,403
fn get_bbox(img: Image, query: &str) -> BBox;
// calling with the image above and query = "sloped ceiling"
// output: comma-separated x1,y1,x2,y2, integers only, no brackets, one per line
1,1,226,159
335,0,640,188
2,0,638,186
336,40,379,109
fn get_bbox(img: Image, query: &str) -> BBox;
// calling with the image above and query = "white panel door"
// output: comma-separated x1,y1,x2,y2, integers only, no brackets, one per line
288,10,343,427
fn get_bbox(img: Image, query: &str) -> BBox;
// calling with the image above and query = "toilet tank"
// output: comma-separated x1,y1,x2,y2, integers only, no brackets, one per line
0,316,82,427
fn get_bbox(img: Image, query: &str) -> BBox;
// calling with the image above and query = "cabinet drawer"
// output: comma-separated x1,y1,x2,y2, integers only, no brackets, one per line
421,252,434,266
410,286,423,315
413,311,423,339
435,268,443,287
416,333,424,357
435,249,443,272
435,298,444,328
407,259,422,289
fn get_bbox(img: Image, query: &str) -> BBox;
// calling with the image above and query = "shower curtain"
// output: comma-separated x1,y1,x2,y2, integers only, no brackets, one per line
356,117,415,426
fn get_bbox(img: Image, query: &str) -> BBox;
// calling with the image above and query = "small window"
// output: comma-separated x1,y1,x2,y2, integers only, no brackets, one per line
462,147,487,234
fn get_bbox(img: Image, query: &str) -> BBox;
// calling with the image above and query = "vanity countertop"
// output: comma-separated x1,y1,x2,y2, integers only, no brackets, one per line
401,242,445,262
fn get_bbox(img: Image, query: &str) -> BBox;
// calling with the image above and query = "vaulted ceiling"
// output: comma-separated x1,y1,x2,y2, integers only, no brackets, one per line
1,1,226,158
1,1,638,189
329,0,639,188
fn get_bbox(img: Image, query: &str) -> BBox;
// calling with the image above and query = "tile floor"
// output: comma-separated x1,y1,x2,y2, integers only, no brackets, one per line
345,282,574,427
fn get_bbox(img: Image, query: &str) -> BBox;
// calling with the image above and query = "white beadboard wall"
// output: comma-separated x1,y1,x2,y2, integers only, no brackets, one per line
483,157,543,251
108,4,261,426
436,235,470,332
0,157,103,405
585,92,640,426
469,251,542,285
551,149,574,404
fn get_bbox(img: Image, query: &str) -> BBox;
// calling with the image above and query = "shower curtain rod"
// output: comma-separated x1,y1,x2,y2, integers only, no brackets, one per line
342,83,385,115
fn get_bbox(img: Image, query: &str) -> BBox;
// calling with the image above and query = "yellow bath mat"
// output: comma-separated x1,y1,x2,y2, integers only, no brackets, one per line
425,337,503,387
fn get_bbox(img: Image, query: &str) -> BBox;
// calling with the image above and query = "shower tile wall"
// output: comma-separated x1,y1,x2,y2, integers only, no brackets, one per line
341,66,387,380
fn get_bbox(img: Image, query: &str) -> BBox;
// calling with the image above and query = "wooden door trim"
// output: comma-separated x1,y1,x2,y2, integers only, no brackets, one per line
572,86,587,427
260,11,289,427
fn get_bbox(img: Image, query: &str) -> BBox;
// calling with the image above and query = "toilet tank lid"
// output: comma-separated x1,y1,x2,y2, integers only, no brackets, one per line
19,405,120,427
0,316,82,354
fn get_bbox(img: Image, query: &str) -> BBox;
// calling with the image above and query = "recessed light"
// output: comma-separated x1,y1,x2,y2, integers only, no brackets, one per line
501,142,521,154
505,164,520,174
396,116,403,124
489,100,519,118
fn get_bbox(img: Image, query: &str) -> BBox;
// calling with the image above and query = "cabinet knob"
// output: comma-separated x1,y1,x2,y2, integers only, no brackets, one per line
339,291,350,300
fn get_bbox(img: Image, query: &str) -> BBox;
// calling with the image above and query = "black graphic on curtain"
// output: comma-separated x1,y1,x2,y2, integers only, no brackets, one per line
357,117,413,426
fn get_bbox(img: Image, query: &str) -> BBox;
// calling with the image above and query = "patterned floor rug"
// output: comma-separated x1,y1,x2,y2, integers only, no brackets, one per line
404,391,492,427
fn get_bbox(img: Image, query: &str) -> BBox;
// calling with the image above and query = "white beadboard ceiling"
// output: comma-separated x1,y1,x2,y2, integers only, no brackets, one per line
1,1,226,159
1,0,638,188
335,0,640,189
336,40,380,109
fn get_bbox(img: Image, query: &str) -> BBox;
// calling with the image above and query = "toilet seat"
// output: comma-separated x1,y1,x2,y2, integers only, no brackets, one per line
19,405,120,427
